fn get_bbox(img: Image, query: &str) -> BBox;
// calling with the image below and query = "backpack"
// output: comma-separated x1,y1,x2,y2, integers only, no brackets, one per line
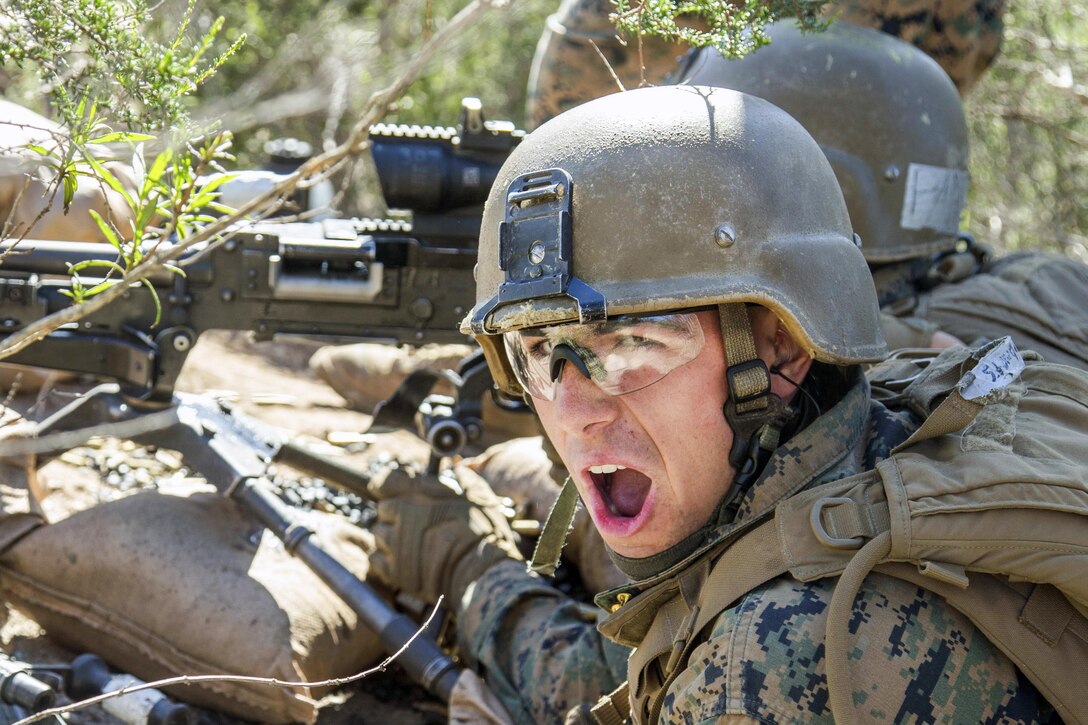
594,338,1088,725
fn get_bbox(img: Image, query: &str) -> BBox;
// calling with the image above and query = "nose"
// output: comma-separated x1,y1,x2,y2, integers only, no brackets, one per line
549,360,618,434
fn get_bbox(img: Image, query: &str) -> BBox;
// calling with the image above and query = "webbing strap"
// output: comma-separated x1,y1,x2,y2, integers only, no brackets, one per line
692,521,785,634
891,389,983,454
528,477,579,576
824,531,892,725
1020,584,1076,647
820,499,891,542
718,303,769,415
590,682,630,725
627,520,789,723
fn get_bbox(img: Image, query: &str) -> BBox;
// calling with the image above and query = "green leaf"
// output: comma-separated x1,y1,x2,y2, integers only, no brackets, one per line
163,264,187,278
69,259,125,275
134,202,157,235
146,147,173,184
142,279,163,327
62,171,77,208
87,210,121,251
197,172,236,195
132,144,147,191
84,155,134,207
26,144,50,156
88,131,156,144
85,279,120,296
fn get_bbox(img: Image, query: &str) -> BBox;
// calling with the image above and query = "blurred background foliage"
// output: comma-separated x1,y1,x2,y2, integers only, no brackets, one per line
1,0,1084,253
963,0,1087,257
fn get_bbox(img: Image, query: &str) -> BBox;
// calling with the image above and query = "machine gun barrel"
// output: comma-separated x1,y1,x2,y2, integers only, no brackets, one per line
0,99,525,709
235,483,459,700
0,654,56,713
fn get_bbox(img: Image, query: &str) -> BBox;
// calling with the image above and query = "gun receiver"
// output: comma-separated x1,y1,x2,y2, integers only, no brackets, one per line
0,221,474,400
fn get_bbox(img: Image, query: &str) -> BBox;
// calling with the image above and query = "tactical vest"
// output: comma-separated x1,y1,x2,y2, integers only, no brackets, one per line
590,339,1088,725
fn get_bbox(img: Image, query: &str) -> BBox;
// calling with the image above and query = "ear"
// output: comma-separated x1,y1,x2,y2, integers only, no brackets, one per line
748,308,813,404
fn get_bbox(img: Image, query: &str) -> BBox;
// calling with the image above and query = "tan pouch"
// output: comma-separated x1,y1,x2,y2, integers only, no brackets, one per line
782,340,1088,724
0,490,386,724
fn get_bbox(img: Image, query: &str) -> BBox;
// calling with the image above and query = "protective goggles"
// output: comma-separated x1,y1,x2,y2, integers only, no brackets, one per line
502,312,705,400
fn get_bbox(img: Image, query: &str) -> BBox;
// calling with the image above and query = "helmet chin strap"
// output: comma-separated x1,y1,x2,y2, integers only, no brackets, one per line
718,303,794,512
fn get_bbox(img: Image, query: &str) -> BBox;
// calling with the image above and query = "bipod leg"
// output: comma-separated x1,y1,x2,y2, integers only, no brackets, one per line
231,479,460,702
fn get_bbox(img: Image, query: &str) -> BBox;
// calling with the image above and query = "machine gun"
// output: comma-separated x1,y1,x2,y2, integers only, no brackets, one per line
0,100,524,705
0,98,521,403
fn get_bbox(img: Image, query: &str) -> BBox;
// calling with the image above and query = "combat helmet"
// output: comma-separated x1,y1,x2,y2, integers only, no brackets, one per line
678,21,970,263
463,85,885,481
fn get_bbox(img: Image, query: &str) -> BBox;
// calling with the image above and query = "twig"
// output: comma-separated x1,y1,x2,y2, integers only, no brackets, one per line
588,40,625,93
12,598,447,725
0,408,182,457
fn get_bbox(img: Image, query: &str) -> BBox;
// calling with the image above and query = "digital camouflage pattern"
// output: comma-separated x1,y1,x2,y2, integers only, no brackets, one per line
457,559,628,723
525,0,692,129
455,370,1052,722
664,573,1055,724
526,0,1005,128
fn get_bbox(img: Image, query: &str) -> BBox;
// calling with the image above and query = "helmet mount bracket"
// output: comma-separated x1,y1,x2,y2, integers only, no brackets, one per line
469,168,606,334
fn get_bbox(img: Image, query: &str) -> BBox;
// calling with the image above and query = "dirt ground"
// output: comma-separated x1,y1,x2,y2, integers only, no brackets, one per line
0,331,454,725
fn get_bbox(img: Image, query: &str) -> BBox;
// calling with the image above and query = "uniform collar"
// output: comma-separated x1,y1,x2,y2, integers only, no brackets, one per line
595,366,873,614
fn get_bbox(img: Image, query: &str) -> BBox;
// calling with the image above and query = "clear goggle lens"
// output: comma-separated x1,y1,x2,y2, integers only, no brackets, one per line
502,312,705,400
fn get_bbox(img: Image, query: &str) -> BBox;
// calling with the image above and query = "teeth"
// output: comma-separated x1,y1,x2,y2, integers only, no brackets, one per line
588,464,627,474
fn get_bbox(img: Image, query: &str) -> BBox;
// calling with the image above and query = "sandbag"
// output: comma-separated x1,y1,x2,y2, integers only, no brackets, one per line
0,490,386,723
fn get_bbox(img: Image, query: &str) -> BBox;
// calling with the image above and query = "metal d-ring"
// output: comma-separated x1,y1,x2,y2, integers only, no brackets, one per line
810,497,865,550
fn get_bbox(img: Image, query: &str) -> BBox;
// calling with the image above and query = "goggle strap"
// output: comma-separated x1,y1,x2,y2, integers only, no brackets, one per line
528,476,580,577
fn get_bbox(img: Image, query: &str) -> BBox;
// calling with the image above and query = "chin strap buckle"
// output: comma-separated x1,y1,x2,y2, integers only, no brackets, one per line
717,302,795,508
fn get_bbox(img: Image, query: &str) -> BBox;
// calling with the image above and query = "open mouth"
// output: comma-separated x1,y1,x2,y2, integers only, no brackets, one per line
588,464,652,518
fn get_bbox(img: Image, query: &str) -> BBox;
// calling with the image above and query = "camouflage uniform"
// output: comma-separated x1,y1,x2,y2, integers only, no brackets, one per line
876,251,1088,369
829,0,1006,94
527,0,1005,128
526,0,693,128
455,369,1054,722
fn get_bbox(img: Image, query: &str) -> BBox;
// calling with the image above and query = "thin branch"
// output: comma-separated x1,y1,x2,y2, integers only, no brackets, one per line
0,409,181,456
13,598,447,725
588,40,625,93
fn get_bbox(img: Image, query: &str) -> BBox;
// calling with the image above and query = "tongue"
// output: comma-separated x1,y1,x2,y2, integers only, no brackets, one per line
608,469,651,517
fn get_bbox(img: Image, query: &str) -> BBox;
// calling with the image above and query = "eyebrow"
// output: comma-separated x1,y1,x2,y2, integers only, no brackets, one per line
525,314,690,340
599,316,688,334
